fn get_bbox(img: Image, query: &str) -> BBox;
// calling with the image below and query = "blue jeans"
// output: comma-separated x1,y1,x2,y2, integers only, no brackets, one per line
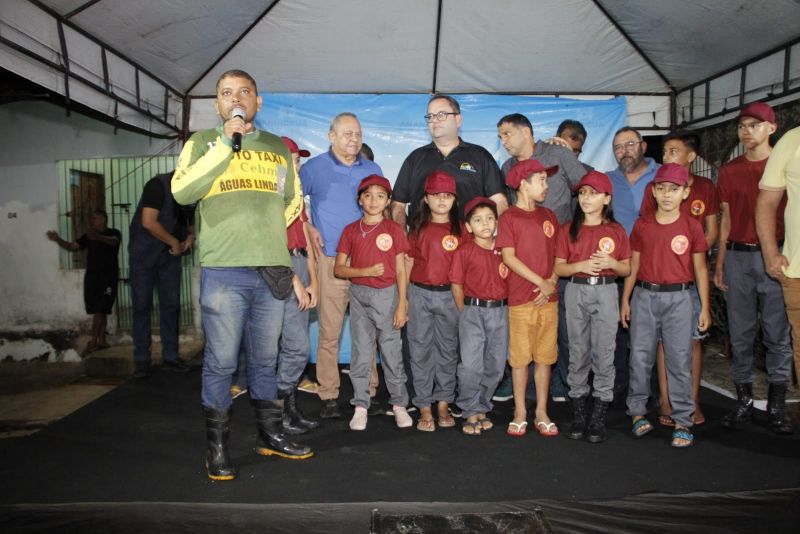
130,253,182,365
200,267,284,410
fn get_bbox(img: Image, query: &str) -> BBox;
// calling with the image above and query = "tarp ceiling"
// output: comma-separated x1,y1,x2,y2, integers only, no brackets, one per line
2,0,799,136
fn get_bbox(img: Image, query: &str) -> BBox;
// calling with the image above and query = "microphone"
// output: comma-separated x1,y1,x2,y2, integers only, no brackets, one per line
231,107,246,152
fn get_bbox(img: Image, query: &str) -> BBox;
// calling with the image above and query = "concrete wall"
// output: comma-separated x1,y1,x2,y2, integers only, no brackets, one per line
0,101,174,359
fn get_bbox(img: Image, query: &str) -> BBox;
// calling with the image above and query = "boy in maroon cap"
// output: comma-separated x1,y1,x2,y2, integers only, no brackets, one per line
715,101,793,434
449,196,509,435
621,163,711,447
335,175,411,431
497,159,561,437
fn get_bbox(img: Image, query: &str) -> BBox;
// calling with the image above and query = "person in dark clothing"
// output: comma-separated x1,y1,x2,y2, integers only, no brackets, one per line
47,210,121,353
128,172,195,378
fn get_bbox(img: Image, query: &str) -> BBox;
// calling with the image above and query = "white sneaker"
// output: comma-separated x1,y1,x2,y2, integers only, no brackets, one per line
393,406,413,428
349,407,368,431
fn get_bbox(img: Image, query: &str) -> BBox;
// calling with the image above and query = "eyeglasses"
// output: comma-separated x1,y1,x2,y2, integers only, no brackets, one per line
613,140,642,153
424,111,459,123
737,121,766,133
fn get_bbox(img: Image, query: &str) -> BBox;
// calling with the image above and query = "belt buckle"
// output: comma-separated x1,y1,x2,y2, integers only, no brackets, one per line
587,276,599,286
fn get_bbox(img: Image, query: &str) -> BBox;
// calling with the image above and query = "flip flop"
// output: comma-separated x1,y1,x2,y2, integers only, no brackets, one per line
477,415,493,431
534,421,559,437
507,421,528,437
671,428,694,448
437,414,456,428
416,418,436,432
462,420,482,436
631,418,654,438
658,414,676,427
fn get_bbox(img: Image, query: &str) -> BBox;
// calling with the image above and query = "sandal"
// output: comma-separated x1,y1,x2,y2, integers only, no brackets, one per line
477,415,493,431
462,420,482,436
507,421,528,437
671,427,694,448
416,418,436,432
437,414,456,428
631,417,654,438
658,414,676,427
534,421,559,436
693,413,706,426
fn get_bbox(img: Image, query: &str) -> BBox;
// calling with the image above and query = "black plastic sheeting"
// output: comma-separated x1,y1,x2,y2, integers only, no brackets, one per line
3,488,799,533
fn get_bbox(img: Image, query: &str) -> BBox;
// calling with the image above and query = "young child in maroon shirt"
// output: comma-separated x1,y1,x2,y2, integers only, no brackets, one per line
335,175,411,431
621,163,711,448
449,197,509,436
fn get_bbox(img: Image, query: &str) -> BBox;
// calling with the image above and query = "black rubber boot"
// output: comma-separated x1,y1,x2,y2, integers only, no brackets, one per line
586,400,610,443
252,399,314,460
766,382,795,435
721,382,754,429
279,389,320,435
203,406,236,481
566,396,588,440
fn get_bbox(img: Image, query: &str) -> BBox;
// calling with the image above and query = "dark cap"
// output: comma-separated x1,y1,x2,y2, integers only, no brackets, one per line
357,174,392,195
739,102,776,124
280,136,311,157
505,159,558,190
573,171,613,195
463,196,497,219
653,163,689,186
424,171,457,195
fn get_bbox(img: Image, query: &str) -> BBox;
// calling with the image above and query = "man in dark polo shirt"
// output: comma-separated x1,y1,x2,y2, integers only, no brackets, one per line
391,94,507,227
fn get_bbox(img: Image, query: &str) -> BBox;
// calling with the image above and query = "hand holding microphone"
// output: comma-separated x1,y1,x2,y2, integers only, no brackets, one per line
227,107,246,152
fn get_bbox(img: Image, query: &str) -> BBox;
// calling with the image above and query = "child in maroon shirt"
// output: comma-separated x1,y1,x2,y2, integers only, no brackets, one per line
335,175,411,431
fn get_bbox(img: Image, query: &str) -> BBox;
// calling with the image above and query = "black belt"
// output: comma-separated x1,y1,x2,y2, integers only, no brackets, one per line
464,296,508,308
726,241,783,252
635,281,693,292
412,281,451,292
288,248,308,257
569,276,616,286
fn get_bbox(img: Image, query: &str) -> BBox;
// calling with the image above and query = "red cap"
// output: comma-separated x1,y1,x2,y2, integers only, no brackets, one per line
505,159,558,190
573,171,613,195
653,163,689,186
463,196,497,219
424,171,457,195
357,174,392,196
739,102,776,124
280,136,311,157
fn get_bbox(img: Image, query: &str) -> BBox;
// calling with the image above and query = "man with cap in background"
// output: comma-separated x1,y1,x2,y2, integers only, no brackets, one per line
715,101,794,435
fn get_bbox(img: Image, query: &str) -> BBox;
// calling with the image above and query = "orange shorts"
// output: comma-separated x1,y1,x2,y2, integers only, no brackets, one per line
508,300,558,368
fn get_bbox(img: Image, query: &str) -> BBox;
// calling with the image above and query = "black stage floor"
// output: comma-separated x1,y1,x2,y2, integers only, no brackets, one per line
2,365,799,532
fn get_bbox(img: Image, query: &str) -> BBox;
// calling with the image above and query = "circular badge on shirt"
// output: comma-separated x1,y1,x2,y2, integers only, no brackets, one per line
598,237,616,254
499,262,509,279
671,235,689,255
441,235,459,251
690,200,706,216
376,233,393,252
543,220,555,238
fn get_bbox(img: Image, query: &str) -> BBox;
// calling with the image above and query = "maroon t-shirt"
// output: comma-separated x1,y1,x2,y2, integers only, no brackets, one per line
286,210,308,250
640,174,720,224
555,221,631,277
631,214,708,285
408,222,465,286
717,155,786,243
449,240,508,301
496,205,559,306
337,218,409,289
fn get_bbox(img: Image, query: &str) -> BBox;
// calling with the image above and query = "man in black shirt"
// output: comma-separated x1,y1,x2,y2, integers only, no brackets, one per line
391,94,507,227
47,210,121,353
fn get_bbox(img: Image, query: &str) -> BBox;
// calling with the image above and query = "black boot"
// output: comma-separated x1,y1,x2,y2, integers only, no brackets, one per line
766,383,795,435
279,389,320,435
203,406,236,481
586,400,610,443
566,396,588,440
721,382,754,429
252,399,314,459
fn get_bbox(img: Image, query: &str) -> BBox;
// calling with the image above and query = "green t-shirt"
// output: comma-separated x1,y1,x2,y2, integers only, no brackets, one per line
171,126,300,267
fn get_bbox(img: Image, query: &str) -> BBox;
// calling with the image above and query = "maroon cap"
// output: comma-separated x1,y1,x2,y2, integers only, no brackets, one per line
739,102,776,124
653,163,689,186
505,159,558,190
463,196,497,219
357,174,392,195
424,171,457,195
573,171,613,195
280,136,311,157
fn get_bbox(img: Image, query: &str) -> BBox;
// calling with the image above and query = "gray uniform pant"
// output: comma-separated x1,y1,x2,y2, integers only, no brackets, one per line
276,255,311,392
407,284,459,408
565,282,618,402
348,284,408,409
627,287,694,427
456,304,508,418
724,249,793,384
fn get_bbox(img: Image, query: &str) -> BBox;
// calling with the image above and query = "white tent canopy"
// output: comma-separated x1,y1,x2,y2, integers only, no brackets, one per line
2,0,799,136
